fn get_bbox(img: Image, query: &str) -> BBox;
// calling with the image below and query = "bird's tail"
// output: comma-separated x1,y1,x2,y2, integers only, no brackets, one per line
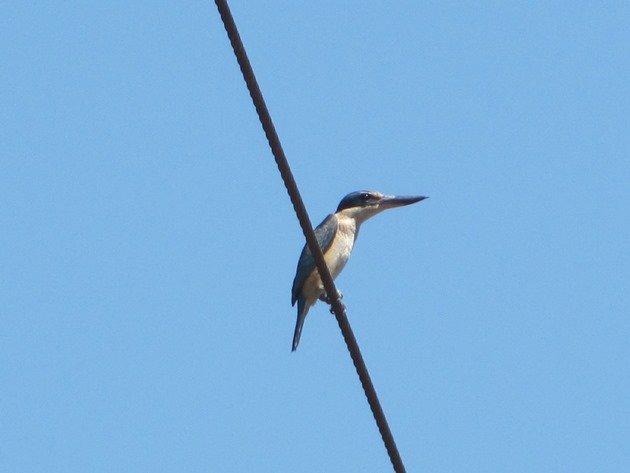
292,297,309,352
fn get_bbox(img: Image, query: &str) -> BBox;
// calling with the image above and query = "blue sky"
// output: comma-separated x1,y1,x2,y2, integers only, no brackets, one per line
2,2,629,471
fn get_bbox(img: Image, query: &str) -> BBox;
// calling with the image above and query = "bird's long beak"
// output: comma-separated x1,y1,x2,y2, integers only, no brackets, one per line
379,195,428,208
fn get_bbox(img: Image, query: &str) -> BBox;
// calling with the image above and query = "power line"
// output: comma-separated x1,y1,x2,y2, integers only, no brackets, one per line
213,2,407,472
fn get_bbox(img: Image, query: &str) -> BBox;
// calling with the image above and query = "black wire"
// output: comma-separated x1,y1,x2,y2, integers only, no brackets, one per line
213,2,407,472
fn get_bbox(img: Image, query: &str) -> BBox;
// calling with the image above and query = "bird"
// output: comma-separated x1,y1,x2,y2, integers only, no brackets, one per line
291,190,427,351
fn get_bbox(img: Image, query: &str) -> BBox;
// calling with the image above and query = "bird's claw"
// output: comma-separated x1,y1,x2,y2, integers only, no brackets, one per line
319,290,343,304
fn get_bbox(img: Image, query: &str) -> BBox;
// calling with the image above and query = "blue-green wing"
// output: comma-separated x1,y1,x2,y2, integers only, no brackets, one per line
291,214,338,305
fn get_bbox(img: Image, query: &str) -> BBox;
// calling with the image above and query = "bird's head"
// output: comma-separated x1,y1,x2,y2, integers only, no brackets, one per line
335,190,427,223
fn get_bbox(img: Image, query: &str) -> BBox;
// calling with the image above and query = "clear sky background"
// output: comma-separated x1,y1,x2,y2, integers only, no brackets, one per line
2,2,629,472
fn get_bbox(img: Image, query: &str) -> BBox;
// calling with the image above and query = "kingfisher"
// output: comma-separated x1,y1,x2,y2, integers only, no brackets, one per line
291,190,427,351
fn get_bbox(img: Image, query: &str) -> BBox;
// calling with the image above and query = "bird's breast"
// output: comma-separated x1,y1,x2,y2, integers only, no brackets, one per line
324,216,357,280
299,215,358,301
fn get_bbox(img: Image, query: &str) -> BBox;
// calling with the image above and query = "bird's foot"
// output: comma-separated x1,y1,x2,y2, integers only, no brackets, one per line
319,290,343,305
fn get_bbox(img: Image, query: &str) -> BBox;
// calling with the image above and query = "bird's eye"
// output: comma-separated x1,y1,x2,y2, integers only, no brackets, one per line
360,193,371,201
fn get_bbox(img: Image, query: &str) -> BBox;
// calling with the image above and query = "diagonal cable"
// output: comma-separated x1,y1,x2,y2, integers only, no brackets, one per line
213,2,406,472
